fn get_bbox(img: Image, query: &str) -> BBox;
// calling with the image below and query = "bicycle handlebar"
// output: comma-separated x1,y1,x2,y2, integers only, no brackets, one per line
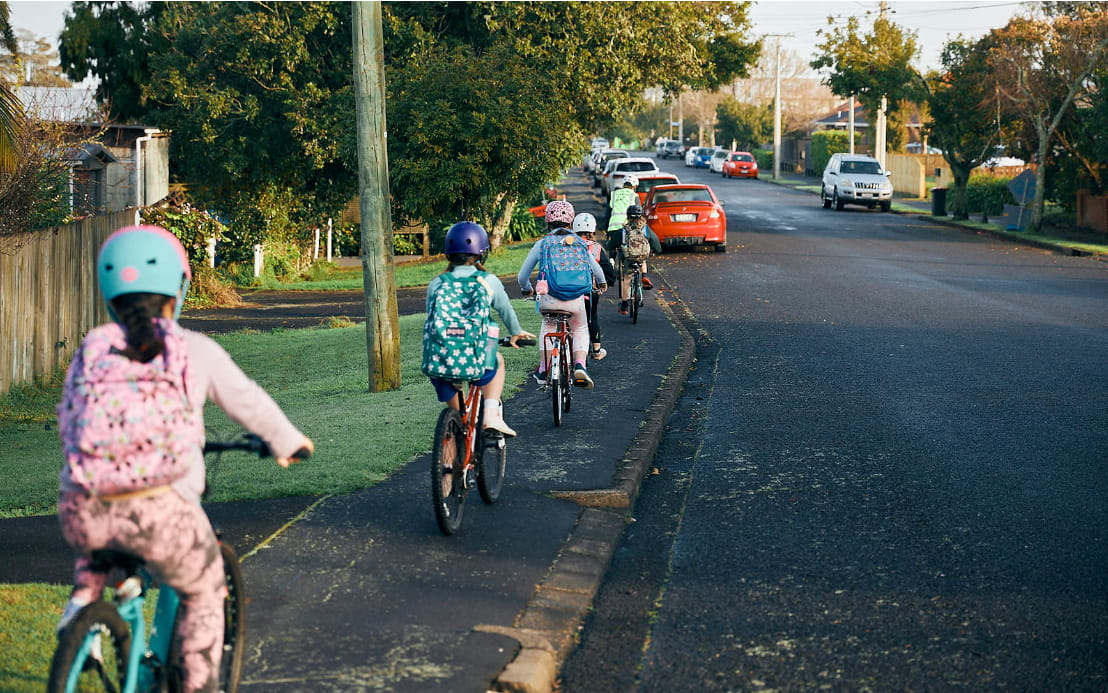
500,337,536,347
203,434,312,461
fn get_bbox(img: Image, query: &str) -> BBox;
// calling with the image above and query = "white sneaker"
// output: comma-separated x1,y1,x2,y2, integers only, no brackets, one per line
57,597,89,634
483,409,517,438
591,347,607,361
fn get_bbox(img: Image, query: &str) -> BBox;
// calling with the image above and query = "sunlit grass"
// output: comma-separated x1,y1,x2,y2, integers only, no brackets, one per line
0,301,542,518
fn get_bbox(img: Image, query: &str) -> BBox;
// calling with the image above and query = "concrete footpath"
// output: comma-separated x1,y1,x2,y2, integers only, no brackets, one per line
1,171,696,692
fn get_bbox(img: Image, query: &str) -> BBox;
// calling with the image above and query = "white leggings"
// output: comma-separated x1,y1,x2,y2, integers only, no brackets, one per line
538,295,590,368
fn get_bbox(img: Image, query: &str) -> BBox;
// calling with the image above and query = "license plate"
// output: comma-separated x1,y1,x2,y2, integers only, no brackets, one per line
671,213,696,222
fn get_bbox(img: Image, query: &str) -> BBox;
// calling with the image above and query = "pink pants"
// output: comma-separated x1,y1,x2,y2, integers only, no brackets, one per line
538,295,590,367
58,490,226,693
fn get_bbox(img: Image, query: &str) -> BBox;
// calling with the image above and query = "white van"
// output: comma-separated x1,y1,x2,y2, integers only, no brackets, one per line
821,153,893,212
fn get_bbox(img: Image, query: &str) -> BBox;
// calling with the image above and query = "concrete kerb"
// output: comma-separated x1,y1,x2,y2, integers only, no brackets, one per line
481,270,698,693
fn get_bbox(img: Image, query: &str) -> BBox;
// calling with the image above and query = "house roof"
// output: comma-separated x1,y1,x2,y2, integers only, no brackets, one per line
815,102,870,129
15,86,101,122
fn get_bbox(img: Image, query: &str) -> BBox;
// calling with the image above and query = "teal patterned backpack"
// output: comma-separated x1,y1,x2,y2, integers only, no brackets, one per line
421,271,494,382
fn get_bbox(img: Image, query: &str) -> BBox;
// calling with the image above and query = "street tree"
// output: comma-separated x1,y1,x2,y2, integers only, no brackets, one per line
715,98,771,150
59,1,159,121
987,6,1108,230
919,38,1007,220
810,8,919,152
384,1,760,247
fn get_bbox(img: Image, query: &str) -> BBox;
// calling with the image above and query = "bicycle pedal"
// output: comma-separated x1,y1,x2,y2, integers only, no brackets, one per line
464,469,477,489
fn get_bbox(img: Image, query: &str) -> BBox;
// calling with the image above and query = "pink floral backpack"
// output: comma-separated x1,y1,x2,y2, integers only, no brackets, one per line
57,318,203,495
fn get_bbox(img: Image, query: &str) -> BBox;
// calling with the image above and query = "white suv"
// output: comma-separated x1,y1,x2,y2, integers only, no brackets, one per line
821,153,893,212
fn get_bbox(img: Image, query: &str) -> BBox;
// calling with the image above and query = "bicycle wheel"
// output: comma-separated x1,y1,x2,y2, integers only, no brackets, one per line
560,345,573,413
431,407,466,534
630,273,641,324
166,540,245,693
476,429,507,504
550,351,563,427
46,601,131,693
219,543,247,693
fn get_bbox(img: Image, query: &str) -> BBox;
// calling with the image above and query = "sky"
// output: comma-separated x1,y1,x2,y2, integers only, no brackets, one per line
9,0,1033,75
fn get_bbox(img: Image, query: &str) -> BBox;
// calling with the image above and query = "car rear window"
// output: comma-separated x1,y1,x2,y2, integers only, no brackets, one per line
841,160,881,174
653,189,713,204
638,178,678,191
619,161,659,172
731,153,755,162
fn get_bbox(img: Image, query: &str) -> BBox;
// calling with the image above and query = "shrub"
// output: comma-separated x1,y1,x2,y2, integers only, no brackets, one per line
752,149,773,172
965,174,1013,216
811,130,849,175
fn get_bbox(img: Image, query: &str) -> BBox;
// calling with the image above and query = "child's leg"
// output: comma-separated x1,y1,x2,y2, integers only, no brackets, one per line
119,494,226,693
586,292,601,347
480,354,516,436
58,491,112,606
567,299,591,365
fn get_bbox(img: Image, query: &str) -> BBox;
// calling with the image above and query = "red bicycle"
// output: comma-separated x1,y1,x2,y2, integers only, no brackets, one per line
430,338,534,535
539,310,574,427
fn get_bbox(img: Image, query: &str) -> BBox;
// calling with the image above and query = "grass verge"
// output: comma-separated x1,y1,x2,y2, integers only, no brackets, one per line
0,302,542,692
250,241,538,291
0,299,542,519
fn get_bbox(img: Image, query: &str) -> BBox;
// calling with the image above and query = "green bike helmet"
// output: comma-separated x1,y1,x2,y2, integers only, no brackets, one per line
97,225,192,320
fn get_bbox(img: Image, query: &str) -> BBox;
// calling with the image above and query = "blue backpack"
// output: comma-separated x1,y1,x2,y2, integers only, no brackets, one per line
539,233,593,301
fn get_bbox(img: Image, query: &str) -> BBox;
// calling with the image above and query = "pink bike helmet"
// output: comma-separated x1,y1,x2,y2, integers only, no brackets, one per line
544,199,575,226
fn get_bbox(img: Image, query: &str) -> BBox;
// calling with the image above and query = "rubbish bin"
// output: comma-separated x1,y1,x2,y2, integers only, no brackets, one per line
931,187,948,216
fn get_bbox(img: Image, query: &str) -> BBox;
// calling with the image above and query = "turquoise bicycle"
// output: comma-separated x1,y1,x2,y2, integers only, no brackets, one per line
46,434,308,693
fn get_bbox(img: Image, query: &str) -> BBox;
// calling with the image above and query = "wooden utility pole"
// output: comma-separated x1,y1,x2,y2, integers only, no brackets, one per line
353,1,401,392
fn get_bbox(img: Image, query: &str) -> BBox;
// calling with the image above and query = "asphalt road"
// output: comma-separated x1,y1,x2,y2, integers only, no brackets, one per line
562,162,1108,691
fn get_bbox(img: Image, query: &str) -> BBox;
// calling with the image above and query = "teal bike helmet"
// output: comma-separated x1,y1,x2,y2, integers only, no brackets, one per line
98,225,192,320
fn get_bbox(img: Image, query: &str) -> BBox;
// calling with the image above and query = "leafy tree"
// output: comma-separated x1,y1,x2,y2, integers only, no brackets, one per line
383,1,759,247
918,38,1007,220
0,29,73,87
810,10,919,152
987,6,1108,229
59,1,759,256
0,1,22,171
715,98,771,150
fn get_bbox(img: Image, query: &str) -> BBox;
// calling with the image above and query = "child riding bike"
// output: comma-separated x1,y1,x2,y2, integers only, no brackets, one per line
517,200,608,389
571,212,617,360
55,225,314,693
423,221,536,437
606,174,640,233
607,204,662,314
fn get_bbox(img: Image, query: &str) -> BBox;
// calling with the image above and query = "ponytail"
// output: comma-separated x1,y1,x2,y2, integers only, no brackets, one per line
110,293,172,363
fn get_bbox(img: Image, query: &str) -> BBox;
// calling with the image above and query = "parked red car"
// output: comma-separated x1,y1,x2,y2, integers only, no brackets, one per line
643,184,727,253
633,172,681,204
722,151,758,179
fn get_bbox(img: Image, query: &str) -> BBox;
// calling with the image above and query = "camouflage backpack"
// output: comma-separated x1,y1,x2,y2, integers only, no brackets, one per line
421,271,494,382
623,224,652,263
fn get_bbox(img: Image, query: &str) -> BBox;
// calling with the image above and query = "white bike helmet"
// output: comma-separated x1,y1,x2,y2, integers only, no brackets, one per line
572,213,597,235
623,174,640,188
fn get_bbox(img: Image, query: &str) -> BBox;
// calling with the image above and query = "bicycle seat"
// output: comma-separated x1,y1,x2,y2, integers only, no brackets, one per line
88,549,145,574
540,310,574,318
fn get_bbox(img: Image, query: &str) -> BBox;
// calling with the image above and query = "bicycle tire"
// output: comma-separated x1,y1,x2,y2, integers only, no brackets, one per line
550,353,563,427
561,345,573,413
46,601,131,693
431,407,466,534
630,273,640,324
477,429,507,504
219,543,247,693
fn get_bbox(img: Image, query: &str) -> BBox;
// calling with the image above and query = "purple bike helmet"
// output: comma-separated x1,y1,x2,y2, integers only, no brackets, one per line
444,221,490,257
544,199,575,226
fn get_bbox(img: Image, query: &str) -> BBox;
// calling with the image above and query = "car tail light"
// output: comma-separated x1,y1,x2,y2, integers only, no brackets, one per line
647,214,658,221
709,210,720,218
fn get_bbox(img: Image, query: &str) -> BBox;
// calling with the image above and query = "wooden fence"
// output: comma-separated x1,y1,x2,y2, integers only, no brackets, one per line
1,209,136,397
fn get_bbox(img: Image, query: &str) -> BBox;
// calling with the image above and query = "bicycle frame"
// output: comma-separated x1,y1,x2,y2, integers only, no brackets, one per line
60,565,179,693
456,383,484,481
